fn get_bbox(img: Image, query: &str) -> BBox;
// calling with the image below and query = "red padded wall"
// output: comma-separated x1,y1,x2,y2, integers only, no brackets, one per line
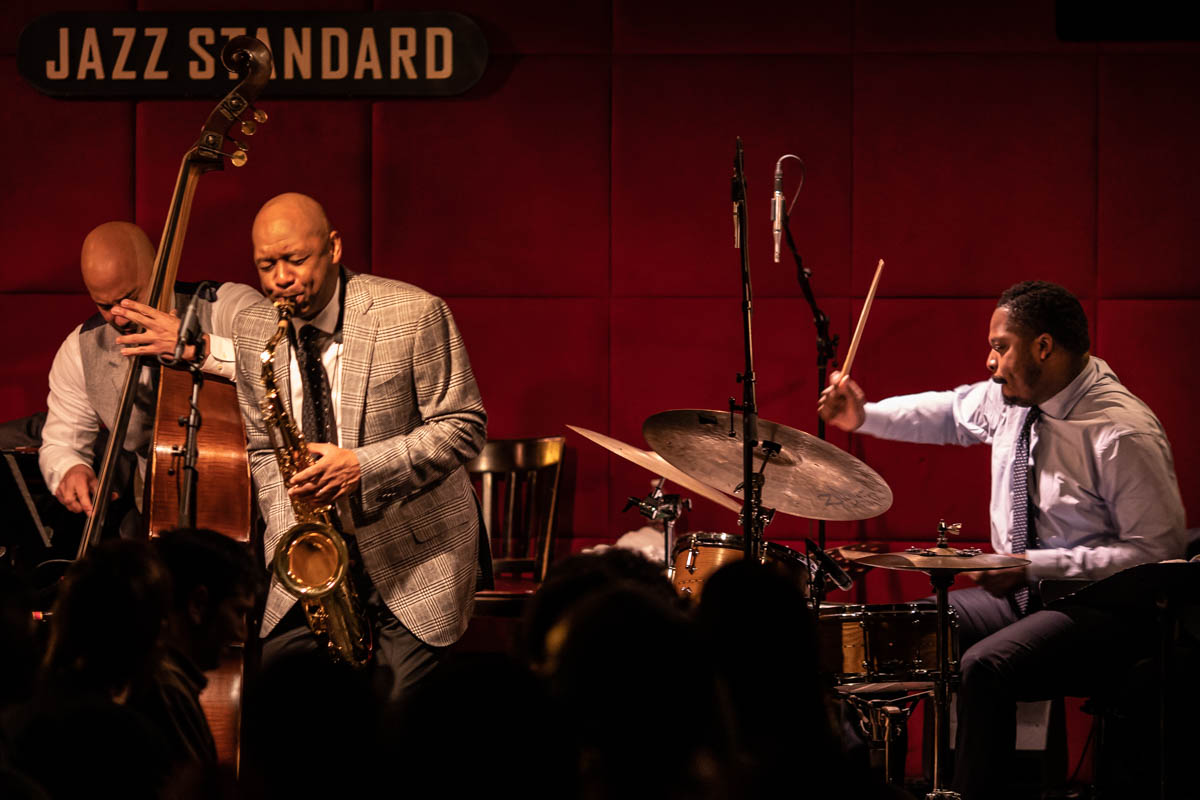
2,0,1196,552
3,0,1197,784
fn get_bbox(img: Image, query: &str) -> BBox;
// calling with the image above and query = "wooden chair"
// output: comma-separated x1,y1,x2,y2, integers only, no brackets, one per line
468,436,565,618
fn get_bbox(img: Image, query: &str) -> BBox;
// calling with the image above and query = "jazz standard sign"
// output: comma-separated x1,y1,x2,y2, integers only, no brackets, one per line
17,12,488,98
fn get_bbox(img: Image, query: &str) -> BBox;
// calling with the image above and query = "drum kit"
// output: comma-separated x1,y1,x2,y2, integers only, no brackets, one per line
569,415,1027,800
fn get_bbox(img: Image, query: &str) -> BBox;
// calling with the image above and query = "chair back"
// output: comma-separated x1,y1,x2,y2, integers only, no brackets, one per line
467,436,565,582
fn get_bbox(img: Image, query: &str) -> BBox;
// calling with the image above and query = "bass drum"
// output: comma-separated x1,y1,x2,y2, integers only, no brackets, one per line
670,531,810,600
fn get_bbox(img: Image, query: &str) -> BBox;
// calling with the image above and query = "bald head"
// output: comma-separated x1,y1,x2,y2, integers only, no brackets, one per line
252,193,332,245
81,222,155,331
252,193,342,319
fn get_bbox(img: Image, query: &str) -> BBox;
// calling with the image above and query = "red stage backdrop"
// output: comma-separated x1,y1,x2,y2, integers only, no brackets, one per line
3,0,1197,780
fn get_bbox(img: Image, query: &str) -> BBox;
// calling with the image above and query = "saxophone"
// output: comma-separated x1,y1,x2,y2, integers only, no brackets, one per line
259,299,372,667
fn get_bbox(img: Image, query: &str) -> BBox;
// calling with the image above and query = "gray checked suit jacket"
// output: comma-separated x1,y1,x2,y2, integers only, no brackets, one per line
233,271,487,647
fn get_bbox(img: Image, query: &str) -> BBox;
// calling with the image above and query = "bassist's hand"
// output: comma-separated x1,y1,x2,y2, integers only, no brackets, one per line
56,464,97,514
112,300,207,362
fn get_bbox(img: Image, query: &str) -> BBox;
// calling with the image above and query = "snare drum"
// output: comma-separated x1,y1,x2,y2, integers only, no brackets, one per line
817,602,958,684
670,531,810,600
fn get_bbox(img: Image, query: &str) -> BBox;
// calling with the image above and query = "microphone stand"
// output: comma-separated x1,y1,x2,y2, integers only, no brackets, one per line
781,211,840,604
729,137,766,561
159,282,216,530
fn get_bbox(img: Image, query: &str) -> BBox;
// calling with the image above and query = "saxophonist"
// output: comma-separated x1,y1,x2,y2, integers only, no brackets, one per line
233,193,488,700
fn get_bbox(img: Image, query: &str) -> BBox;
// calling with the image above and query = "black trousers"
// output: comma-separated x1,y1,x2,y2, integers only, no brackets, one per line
261,562,445,707
947,587,1150,800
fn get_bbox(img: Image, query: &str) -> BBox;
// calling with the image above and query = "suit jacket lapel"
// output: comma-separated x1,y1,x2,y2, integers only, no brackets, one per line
338,275,375,450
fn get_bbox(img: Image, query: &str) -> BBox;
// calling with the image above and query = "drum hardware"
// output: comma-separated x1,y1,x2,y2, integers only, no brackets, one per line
839,684,934,789
854,520,1028,800
623,477,691,571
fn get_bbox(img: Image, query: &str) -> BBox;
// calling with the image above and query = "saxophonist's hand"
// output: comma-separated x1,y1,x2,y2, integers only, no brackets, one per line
289,443,361,504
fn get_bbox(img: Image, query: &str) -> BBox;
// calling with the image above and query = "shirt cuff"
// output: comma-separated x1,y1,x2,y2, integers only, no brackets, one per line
857,403,886,437
1024,548,1061,579
202,335,237,381
42,454,92,495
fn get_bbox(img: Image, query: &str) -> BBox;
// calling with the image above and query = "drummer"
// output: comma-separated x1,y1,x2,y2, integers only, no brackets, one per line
818,280,1185,800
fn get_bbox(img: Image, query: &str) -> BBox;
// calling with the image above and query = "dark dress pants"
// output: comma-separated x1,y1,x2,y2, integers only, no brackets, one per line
947,587,1149,800
261,578,446,707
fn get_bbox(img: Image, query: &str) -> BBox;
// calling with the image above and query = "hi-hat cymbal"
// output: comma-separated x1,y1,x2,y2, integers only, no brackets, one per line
850,549,1028,573
642,410,892,521
566,425,742,514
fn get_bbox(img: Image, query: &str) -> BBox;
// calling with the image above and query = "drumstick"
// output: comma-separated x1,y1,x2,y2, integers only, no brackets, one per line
840,258,884,380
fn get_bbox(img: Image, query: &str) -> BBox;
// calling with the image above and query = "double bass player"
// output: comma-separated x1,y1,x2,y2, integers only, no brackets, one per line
40,221,259,531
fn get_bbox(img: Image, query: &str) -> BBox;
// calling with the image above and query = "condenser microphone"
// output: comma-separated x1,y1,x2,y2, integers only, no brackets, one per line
771,159,784,262
806,537,854,591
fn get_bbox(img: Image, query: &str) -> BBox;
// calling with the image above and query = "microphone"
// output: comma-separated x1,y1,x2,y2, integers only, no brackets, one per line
772,159,784,262
170,282,216,364
805,537,854,591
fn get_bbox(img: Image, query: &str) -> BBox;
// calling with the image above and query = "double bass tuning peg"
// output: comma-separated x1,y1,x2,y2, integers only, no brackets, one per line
240,107,267,136
226,139,249,167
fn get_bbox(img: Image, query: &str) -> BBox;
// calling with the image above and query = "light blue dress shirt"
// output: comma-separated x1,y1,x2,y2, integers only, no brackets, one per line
858,357,1185,580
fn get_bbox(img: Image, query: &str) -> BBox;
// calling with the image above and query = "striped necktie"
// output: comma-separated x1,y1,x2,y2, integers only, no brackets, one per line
1010,405,1041,615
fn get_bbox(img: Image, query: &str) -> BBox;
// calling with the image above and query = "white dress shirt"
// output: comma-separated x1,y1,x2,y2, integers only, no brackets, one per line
39,282,261,493
858,356,1186,580
288,277,343,446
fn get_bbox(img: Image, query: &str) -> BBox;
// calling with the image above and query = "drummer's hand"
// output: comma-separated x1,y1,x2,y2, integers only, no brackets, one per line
970,563,1030,598
819,370,867,431
112,299,207,362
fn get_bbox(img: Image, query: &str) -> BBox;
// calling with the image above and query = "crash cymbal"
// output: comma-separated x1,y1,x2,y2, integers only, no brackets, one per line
566,425,742,514
852,549,1028,573
642,410,892,521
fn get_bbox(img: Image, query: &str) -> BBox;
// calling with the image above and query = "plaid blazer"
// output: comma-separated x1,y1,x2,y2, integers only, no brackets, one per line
233,272,487,647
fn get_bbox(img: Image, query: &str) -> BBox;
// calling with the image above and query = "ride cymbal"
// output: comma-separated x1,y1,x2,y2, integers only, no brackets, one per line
642,409,892,521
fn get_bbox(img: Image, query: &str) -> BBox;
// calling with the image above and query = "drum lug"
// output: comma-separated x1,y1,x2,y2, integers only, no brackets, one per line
685,546,699,574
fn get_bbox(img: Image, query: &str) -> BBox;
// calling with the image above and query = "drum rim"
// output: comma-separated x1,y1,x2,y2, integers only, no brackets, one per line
670,531,811,567
816,601,944,617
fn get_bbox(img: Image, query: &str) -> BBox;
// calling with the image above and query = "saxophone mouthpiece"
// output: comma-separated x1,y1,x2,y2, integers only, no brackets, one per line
274,298,297,319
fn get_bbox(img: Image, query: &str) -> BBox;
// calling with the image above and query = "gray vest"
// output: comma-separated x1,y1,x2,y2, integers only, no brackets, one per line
77,286,217,459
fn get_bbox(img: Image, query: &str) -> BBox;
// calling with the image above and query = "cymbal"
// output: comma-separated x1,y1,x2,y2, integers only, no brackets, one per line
851,549,1028,573
566,425,742,514
642,410,892,521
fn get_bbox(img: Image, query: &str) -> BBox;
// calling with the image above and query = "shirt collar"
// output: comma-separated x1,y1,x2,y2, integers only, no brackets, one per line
1039,355,1098,420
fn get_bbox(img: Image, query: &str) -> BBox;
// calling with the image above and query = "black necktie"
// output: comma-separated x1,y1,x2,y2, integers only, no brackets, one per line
1011,405,1041,615
297,325,338,444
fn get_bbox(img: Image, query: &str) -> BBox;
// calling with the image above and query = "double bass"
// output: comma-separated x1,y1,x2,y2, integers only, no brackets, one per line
78,36,273,769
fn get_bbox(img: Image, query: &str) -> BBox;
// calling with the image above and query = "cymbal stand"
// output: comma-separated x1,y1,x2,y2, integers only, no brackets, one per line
926,567,960,800
623,477,691,570
728,136,765,561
